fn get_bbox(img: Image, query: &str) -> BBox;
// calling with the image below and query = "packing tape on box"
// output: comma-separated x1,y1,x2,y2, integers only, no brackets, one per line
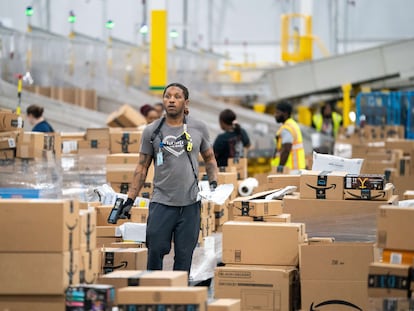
238,177,259,197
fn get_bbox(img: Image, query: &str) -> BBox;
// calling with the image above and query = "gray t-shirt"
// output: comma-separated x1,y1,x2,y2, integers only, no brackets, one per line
140,116,211,206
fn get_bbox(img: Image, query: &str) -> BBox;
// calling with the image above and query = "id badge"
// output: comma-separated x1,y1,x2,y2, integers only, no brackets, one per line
156,150,164,166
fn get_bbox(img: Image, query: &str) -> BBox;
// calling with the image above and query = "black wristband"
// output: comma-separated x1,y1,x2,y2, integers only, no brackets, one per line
209,181,218,189
125,198,134,206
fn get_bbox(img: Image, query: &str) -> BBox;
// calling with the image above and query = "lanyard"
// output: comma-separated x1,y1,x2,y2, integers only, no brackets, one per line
152,116,192,152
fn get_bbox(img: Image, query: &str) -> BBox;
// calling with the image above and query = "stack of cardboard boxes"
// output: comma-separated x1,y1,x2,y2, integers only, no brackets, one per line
214,185,307,311
337,126,414,198
24,86,98,110
0,200,84,309
368,204,414,309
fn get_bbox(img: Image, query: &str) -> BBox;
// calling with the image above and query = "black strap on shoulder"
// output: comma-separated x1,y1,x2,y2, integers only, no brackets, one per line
150,116,198,187
150,117,166,144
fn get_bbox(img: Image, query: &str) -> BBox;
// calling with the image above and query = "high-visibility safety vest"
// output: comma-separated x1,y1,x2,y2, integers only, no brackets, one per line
271,118,306,170
312,112,342,138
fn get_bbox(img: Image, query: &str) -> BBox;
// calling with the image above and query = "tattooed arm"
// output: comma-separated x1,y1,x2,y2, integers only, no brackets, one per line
127,153,153,200
201,147,218,185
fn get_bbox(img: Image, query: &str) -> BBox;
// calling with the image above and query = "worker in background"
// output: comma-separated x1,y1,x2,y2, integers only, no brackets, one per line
140,104,160,125
138,104,160,131
213,109,251,167
26,104,54,133
311,101,343,138
271,101,306,171
154,102,164,118
122,82,218,273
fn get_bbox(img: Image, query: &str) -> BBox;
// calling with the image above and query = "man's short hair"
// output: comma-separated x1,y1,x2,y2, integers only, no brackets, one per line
276,101,292,115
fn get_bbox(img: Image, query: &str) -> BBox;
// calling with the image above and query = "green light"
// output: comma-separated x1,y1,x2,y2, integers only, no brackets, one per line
105,20,115,29
25,6,34,17
139,24,148,34
68,11,76,23
169,29,179,39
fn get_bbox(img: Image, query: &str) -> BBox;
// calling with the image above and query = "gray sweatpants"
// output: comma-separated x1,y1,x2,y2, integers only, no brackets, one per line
145,201,201,273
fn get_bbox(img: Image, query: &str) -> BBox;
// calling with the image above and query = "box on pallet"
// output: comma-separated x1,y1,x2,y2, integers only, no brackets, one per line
368,262,411,298
0,251,80,295
0,199,80,252
117,287,208,311
300,170,347,200
300,242,376,311
100,247,148,274
98,270,188,289
377,205,414,251
222,221,306,266
214,265,298,311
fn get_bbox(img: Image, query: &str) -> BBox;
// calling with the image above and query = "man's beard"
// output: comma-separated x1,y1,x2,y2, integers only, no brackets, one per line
275,116,285,123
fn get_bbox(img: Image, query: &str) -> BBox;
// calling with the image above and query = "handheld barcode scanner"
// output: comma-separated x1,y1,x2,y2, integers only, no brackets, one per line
107,197,134,224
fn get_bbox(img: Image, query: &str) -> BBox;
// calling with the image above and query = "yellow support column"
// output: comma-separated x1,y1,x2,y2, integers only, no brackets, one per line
342,83,352,127
149,1,167,93
297,105,312,126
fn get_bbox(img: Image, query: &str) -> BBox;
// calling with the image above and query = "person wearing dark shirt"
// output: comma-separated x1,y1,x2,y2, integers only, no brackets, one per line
213,109,251,167
26,104,54,133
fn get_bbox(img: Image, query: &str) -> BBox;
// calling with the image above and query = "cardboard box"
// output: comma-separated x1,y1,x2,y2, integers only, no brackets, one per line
79,248,100,284
0,199,80,252
392,175,414,200
97,237,123,248
106,165,135,183
79,209,97,251
44,132,62,159
344,182,394,201
222,221,305,266
0,295,65,311
217,171,238,200
61,132,85,154
267,174,300,192
232,215,254,222
300,170,347,200
0,251,80,294
214,265,298,311
98,270,188,289
283,195,398,241
368,262,411,298
386,139,414,156
300,242,376,311
382,249,414,265
97,226,121,237
78,139,110,150
344,174,385,190
208,299,241,311
232,199,283,217
110,241,146,248
215,202,229,227
96,225,123,248
0,111,23,132
75,88,97,110
109,131,142,154
0,148,14,160
117,287,207,310
100,248,148,274
51,87,76,105
227,158,248,180
201,200,215,219
106,104,146,128
0,135,16,149
106,153,140,164
263,213,291,223
16,131,44,158
377,205,414,251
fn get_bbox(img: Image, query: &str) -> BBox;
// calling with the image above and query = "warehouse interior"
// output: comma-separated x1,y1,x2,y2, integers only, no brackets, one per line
1,1,414,310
